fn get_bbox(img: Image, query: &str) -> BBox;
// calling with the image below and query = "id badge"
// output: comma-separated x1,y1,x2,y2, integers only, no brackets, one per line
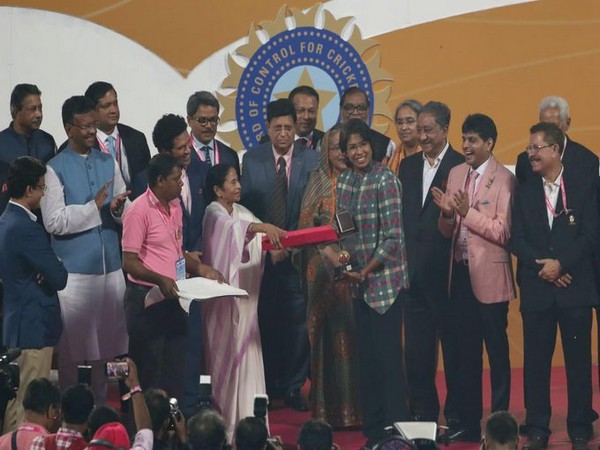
176,257,186,281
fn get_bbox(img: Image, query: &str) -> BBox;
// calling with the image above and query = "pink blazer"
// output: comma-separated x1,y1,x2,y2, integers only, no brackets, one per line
438,156,516,304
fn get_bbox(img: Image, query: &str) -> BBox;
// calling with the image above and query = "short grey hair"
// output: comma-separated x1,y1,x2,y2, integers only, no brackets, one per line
395,99,423,119
539,96,570,122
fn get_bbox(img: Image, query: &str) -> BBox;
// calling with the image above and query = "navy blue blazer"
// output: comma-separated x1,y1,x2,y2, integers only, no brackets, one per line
183,155,211,251
0,203,67,348
241,142,319,231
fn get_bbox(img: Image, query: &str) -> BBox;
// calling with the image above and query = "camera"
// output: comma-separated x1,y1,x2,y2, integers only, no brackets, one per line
253,395,282,450
197,375,213,412
0,348,21,419
168,397,182,431
105,361,129,378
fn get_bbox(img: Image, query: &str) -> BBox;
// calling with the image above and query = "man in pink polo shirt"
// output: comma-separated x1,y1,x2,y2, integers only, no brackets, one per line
0,379,60,450
122,152,222,402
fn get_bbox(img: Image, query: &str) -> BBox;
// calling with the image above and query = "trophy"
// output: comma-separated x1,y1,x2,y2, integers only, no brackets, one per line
332,210,362,282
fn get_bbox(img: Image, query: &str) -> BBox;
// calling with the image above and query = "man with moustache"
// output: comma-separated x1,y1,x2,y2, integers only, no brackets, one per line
511,122,598,450
187,91,240,175
150,113,211,414
399,101,464,431
515,96,598,185
339,87,395,162
82,82,151,200
260,86,324,150
433,114,516,442
122,152,222,401
241,99,319,410
41,96,130,404
0,84,56,215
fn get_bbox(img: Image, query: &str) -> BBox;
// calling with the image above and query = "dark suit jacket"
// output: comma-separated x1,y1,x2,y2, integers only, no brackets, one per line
399,147,464,299
241,142,319,231
510,167,600,311
190,138,241,176
58,122,151,199
371,129,392,163
0,203,68,348
259,129,324,151
182,155,211,251
515,136,599,184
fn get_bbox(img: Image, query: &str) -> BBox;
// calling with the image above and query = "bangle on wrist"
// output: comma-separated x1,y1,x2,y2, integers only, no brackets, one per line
121,385,142,401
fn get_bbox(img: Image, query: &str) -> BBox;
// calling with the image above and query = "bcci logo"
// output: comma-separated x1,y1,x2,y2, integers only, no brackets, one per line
217,3,393,150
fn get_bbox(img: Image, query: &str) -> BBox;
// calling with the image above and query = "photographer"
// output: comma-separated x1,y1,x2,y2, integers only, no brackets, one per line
30,383,94,450
188,410,228,450
234,417,282,450
0,156,67,432
145,389,187,450
297,419,336,450
0,378,60,450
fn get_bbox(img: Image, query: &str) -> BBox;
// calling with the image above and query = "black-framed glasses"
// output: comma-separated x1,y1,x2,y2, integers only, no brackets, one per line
68,121,98,132
190,116,220,126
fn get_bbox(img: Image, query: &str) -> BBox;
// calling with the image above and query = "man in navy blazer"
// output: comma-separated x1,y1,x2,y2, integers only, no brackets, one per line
0,156,67,431
511,123,599,450
241,99,319,410
187,91,240,176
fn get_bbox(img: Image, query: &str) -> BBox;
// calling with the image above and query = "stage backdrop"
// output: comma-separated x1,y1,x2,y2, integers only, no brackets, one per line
2,0,600,368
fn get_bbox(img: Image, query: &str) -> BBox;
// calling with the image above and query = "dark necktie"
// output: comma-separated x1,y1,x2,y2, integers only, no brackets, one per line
202,146,212,165
271,156,288,229
295,137,309,148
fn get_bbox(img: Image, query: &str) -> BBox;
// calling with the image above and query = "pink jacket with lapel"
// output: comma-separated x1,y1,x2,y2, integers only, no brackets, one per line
438,156,516,304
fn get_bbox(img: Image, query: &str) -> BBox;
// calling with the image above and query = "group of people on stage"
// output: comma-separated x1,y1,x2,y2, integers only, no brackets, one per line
0,78,598,450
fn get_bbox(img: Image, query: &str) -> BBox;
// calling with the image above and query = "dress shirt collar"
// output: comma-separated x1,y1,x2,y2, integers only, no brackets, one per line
544,164,564,192
192,133,213,150
422,142,449,168
96,126,119,143
8,200,37,221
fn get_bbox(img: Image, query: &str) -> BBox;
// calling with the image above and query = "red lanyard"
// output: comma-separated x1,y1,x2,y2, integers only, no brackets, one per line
189,136,220,164
544,176,568,218
97,133,121,165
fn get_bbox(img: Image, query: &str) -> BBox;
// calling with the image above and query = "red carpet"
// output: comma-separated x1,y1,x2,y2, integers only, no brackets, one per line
267,367,600,449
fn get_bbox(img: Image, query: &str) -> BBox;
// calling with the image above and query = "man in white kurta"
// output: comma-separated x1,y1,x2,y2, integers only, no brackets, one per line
40,96,129,404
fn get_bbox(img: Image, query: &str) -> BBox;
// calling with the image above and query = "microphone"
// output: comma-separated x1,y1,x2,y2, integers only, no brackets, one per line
0,348,21,365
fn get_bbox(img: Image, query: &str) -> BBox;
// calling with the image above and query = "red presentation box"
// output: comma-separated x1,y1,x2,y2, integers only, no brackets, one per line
262,225,338,250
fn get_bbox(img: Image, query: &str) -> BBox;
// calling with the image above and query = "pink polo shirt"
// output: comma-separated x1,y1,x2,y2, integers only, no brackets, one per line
0,422,49,450
122,187,183,286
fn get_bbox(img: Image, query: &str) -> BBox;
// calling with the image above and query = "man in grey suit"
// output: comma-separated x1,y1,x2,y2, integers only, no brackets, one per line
241,99,319,410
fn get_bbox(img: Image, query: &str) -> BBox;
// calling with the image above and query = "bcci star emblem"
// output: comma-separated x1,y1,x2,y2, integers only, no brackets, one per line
217,3,393,150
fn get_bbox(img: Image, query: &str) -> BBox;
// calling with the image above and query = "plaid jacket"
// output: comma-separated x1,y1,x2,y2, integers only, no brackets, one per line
336,161,409,313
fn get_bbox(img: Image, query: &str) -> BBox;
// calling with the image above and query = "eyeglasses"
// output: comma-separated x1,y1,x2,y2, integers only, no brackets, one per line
342,103,369,113
525,143,554,154
68,121,98,132
346,141,370,152
190,116,220,126
34,184,47,192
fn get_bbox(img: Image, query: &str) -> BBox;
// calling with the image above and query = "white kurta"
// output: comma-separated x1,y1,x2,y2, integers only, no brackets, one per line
41,161,129,361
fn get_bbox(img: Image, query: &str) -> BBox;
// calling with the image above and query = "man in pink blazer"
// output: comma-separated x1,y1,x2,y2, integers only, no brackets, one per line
432,113,516,442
